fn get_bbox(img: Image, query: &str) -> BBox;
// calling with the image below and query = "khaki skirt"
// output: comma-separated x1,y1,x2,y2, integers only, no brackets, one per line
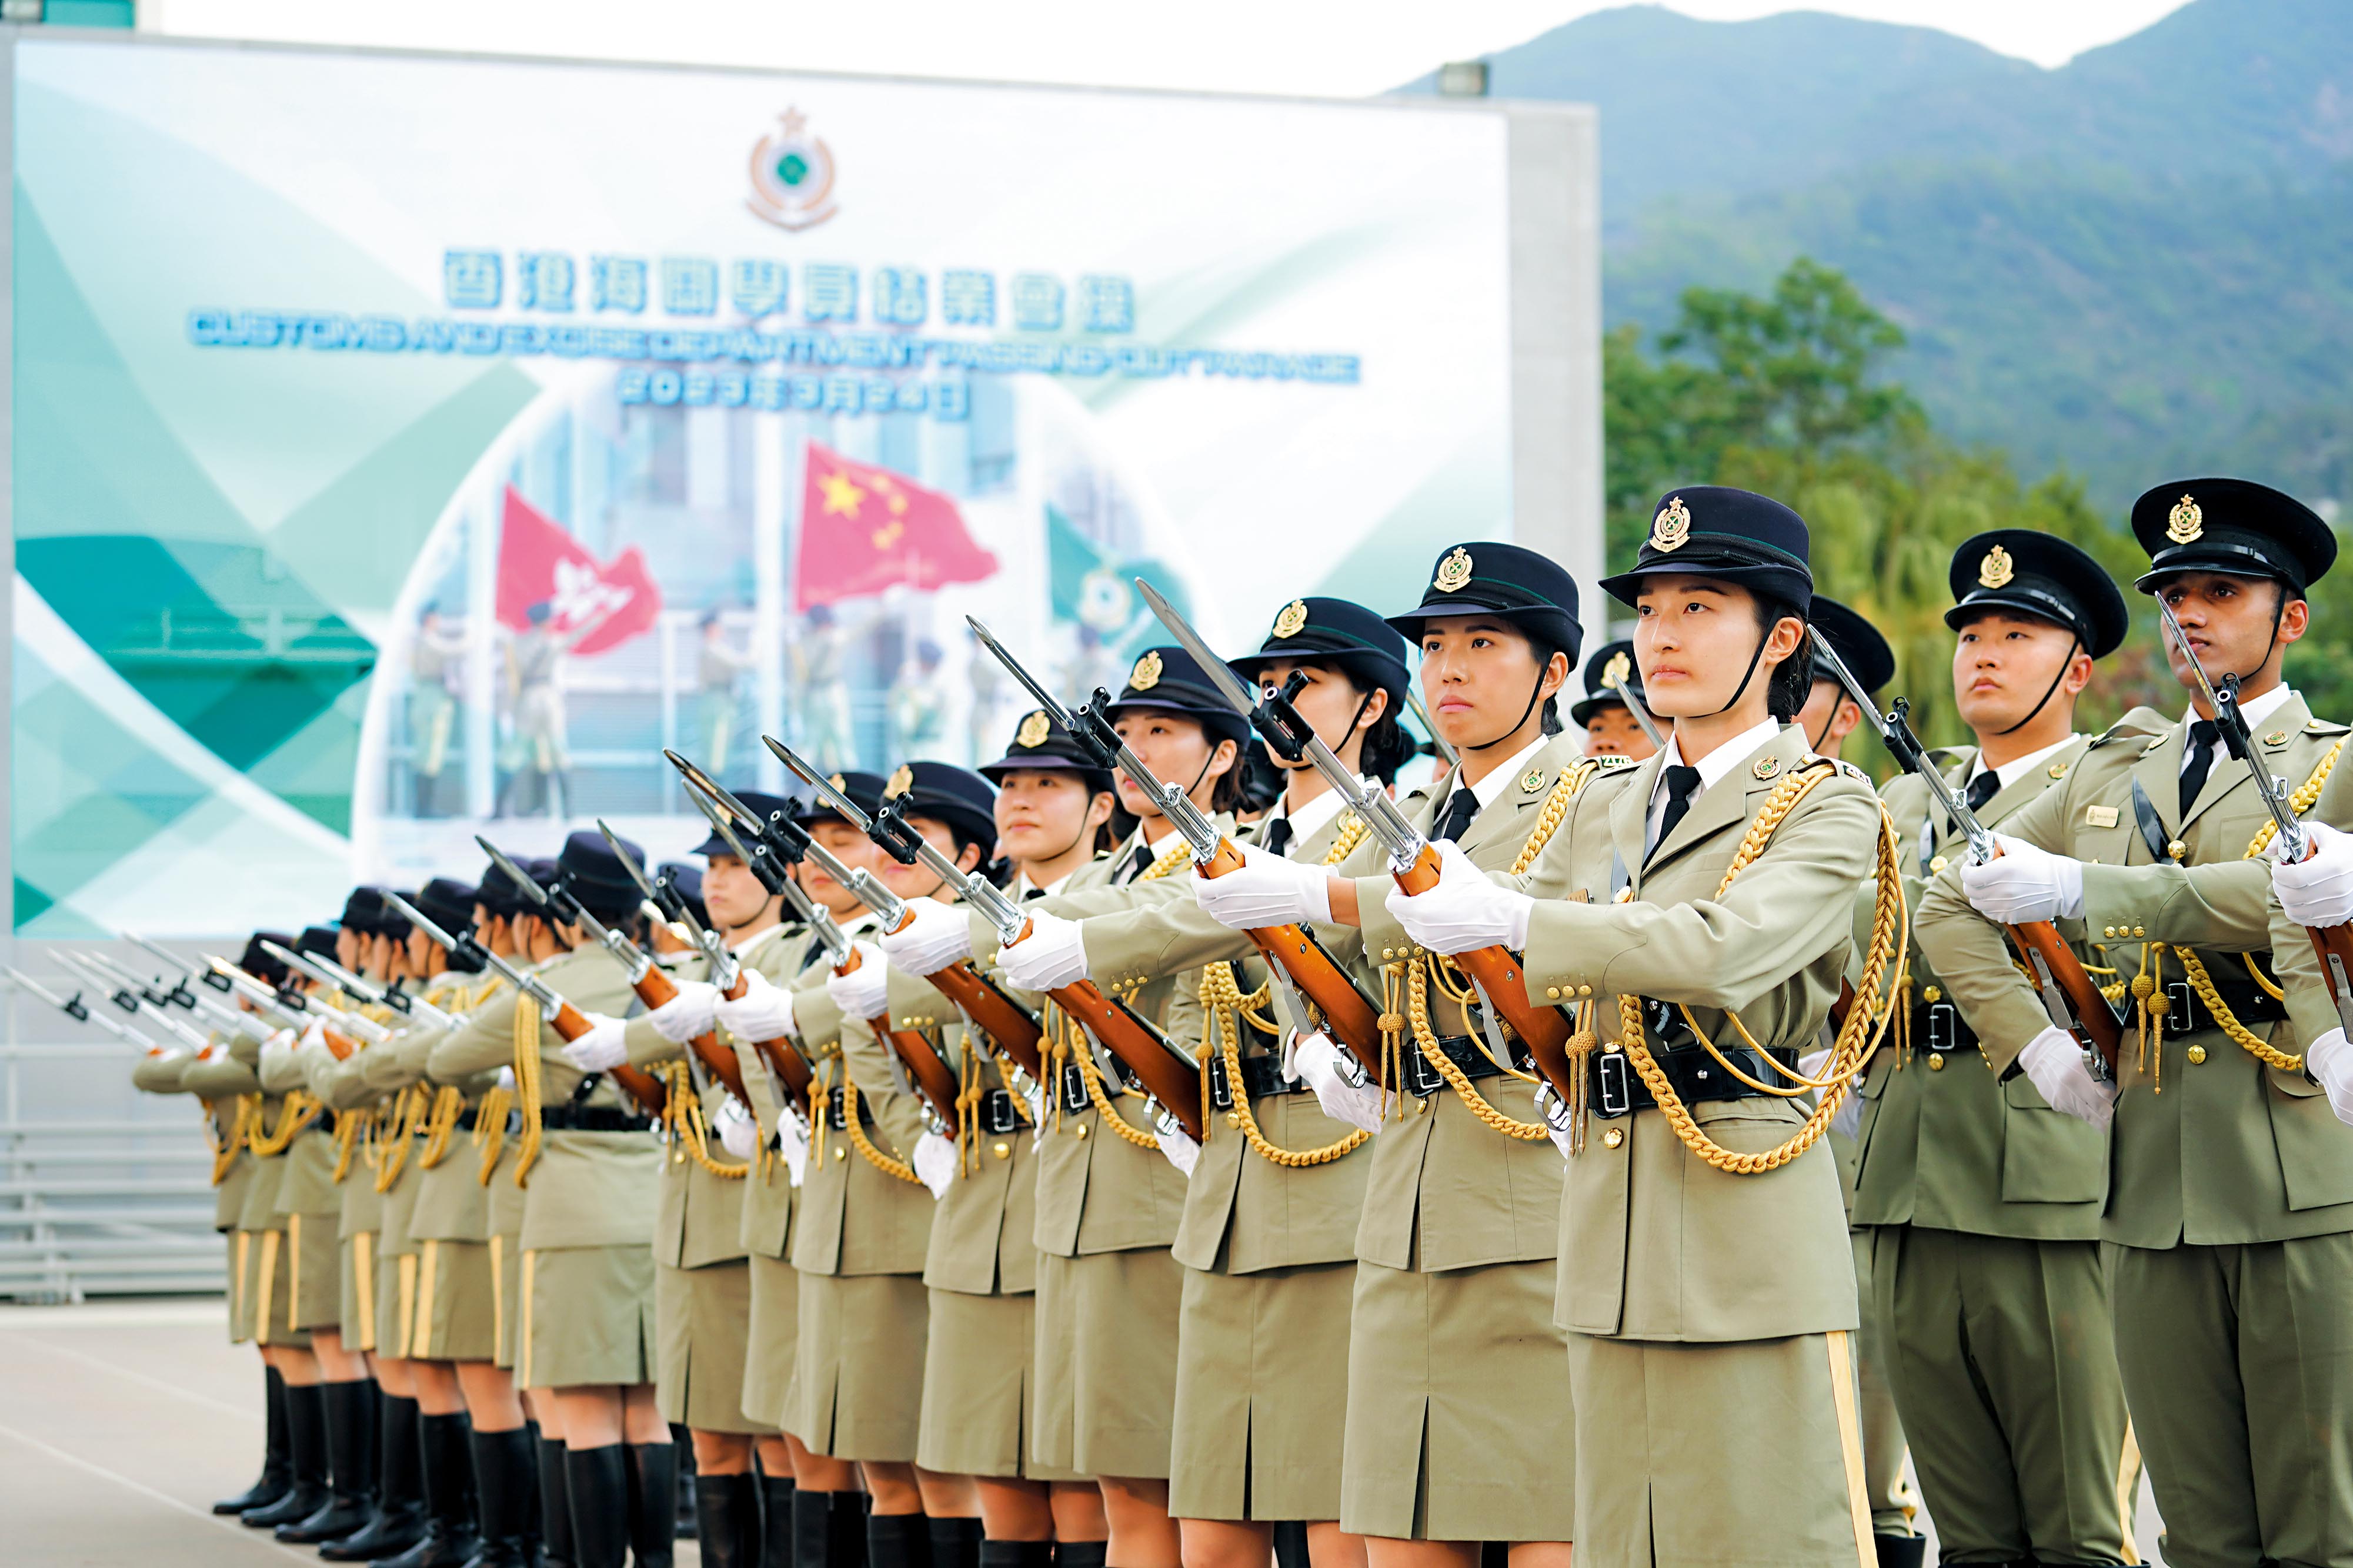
227,1230,253,1346
787,1271,929,1462
286,1211,344,1335
1340,1258,1575,1543
919,1288,1083,1481
486,1145,528,1370
657,1258,771,1435
410,1237,499,1363
1171,1261,1354,1522
244,1225,311,1350
519,1243,657,1392
742,1251,801,1431
1033,1247,1183,1481
1567,1329,1871,1568
339,1230,381,1353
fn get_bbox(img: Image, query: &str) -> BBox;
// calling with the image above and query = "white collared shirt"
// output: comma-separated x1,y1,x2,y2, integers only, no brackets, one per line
2182,684,2294,773
1965,733,2081,797
1443,734,1552,821
1646,718,1783,848
1011,870,1075,900
1266,774,1374,858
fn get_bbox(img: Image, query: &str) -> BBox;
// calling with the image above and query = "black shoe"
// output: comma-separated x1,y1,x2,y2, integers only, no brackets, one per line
695,1472,761,1568
625,1442,679,1568
279,1380,380,1543
1050,1543,1106,1568
757,1476,796,1568
244,1380,331,1529
927,1516,982,1568
565,1445,630,1568
537,1436,575,1568
868,1512,932,1568
323,1393,426,1560
216,1365,293,1515
381,1413,480,1568
1871,1537,1927,1568
462,1425,538,1568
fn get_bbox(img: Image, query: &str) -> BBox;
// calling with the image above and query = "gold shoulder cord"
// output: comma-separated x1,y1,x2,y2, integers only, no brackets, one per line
246,1090,322,1156
1604,761,1905,1175
415,1085,466,1170
332,1105,366,1183
662,1061,749,1178
2144,737,2345,1079
211,1096,256,1185
1389,761,1603,1141
473,1082,513,1185
1051,839,1198,1150
374,1084,427,1192
836,1064,922,1183
512,996,544,1187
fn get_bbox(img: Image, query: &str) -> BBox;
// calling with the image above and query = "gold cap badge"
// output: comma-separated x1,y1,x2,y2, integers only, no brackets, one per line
1129,650,1164,691
1016,710,1052,748
1271,599,1310,638
1600,650,1632,691
1433,547,1474,593
1650,496,1692,552
1979,545,2015,589
2167,494,2204,544
883,764,915,798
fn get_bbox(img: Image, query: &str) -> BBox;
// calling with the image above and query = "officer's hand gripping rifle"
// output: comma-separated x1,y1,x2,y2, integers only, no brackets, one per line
2155,596,2353,1037
5,965,161,1052
385,889,667,1116
762,735,1052,1081
1118,587,1583,1101
967,610,1390,1072
1816,637,2125,1075
662,753,966,1127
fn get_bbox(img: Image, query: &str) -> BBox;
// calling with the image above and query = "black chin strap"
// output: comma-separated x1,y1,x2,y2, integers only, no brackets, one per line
1807,689,1840,754
1993,636,2079,737
1466,667,1552,752
1705,627,1775,719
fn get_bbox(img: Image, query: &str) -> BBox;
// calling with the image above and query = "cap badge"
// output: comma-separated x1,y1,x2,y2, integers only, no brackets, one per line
2167,494,2204,544
1272,599,1310,638
1979,545,2015,590
1650,496,1692,553
1129,650,1164,691
1600,650,1633,692
1017,710,1053,749
1433,547,1474,593
1752,754,1781,780
883,764,915,799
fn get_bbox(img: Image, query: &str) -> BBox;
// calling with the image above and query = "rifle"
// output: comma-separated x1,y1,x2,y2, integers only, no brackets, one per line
259,941,421,1046
762,736,1050,1081
1123,586,1582,1102
1815,637,2126,1075
385,890,667,1116
1600,659,1668,752
284,944,453,1029
660,753,964,1129
2156,596,2353,1037
64,951,234,1052
967,611,1388,1074
196,952,375,1059
5,965,161,1051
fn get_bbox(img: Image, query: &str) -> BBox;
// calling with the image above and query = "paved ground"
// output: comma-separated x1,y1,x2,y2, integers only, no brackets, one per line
1,1296,2170,1565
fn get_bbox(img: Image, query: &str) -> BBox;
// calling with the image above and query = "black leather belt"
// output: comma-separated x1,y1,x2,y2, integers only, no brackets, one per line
1914,999,1977,1054
977,1087,1022,1135
2163,964,2288,1035
1207,1052,1307,1109
1399,1033,1528,1099
1590,998,1795,1118
1057,1063,1094,1117
536,1105,656,1133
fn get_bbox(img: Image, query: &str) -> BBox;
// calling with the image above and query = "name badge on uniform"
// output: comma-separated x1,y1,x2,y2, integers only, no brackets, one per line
2085,805,2119,828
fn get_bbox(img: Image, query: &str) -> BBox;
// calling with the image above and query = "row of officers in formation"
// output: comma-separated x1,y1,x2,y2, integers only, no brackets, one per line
110,476,2353,1568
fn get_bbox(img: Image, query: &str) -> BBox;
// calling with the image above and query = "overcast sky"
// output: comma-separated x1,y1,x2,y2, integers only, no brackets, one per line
143,0,2196,94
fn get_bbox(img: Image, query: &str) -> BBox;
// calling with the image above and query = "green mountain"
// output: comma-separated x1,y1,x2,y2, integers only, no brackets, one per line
1405,0,2353,513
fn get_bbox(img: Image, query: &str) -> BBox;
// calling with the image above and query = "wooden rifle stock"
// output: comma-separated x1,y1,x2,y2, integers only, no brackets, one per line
923,961,1047,1081
832,944,963,1126
1390,843,1581,1106
2006,920,2123,1074
2307,922,2353,1021
630,964,750,1102
717,971,817,1099
545,998,669,1116
1044,977,1206,1142
1196,838,1386,1071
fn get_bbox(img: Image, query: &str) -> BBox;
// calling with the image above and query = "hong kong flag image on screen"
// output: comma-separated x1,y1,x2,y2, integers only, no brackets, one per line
795,442,999,610
494,486,663,654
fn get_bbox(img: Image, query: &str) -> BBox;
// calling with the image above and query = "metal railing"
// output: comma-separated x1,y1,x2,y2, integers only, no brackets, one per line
0,1119,226,1303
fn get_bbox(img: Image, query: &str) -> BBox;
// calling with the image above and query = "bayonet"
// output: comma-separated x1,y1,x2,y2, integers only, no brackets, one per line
1403,687,1459,770
61,952,213,1050
479,837,654,988
128,932,238,1005
1598,657,1667,751
5,965,159,1051
255,943,398,1044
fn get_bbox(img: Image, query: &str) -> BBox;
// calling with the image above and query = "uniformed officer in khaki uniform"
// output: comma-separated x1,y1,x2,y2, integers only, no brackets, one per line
1851,536,2142,1568
1570,640,1659,763
1393,492,1896,1567
1918,479,2353,1568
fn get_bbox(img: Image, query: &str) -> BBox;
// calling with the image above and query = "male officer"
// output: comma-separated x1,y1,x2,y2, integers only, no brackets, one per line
1570,641,1659,762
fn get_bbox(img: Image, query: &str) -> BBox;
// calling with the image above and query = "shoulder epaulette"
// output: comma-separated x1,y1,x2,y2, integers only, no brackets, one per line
2305,717,2352,736
2090,706,2173,749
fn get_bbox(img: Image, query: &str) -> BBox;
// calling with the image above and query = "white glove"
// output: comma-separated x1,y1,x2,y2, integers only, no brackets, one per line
2302,1028,2353,1126
777,1109,810,1187
1294,1031,1385,1134
294,1023,335,1066
825,944,890,1022
714,1099,759,1160
2274,822,2353,927
1153,1116,1201,1177
2018,1026,2116,1129
1960,835,2085,924
1533,1079,1576,1163
999,911,1090,992
1795,1048,1865,1139
1383,839,1534,954
1190,846,1332,930
496,1065,516,1092
646,981,720,1044
262,1027,302,1073
712,968,795,1041
878,898,975,977
912,1130,959,1198
560,1012,629,1072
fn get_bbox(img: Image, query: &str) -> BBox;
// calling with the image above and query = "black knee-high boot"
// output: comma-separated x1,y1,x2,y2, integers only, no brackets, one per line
867,1511,932,1568
281,1379,381,1542
625,1442,679,1568
979,1542,1054,1568
796,1489,836,1568
674,1425,699,1540
323,1392,426,1559
381,1412,479,1568
1050,1542,1106,1568
927,1516,982,1568
216,1364,293,1514
831,1492,872,1568
565,1446,630,1568
538,1435,576,1568
696,1471,762,1568
467,1426,538,1568
758,1475,796,1568
245,1380,331,1528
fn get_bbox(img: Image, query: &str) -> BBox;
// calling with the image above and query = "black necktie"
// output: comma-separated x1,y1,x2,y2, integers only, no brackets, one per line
1651,765,1703,855
1128,844,1154,882
1433,787,1480,845
2180,718,2221,818
1261,817,1294,859
1965,770,2000,814
1021,886,1047,902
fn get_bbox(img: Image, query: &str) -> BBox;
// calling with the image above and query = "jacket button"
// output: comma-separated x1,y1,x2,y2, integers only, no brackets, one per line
1923,986,1941,1004
992,1141,1010,1159
1546,987,1561,1000
2187,1044,2208,1065
1601,1128,1624,1149
2134,925,2145,937
1074,1124,1090,1141
1928,1052,1946,1071
833,1146,846,1161
1929,855,1947,874
2103,927,2117,938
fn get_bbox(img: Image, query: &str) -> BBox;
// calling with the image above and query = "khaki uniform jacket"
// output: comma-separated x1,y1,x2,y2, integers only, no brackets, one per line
1523,726,1874,1341
1851,741,2112,1238
426,948,649,1252
616,950,756,1272
920,969,1042,1296
731,924,826,1263
1914,696,2353,1247
1316,735,1587,1274
1074,805,1376,1274
137,1045,255,1231
790,946,937,1278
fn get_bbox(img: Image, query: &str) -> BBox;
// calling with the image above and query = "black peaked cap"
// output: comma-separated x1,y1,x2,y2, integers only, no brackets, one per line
1103,645,1251,745
1601,486,1813,611
1945,530,2129,660
1384,541,1583,661
1808,596,1897,696
1568,638,1646,728
980,709,1115,792
885,760,1000,851
695,791,795,858
2129,477,2334,596
1230,596,1410,704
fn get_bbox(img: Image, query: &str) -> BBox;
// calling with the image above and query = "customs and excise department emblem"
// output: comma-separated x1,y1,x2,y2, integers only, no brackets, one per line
747,107,840,233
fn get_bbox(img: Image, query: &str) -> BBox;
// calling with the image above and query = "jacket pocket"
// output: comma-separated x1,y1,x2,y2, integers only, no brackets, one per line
2269,1063,2353,1211
1999,1073,2108,1205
